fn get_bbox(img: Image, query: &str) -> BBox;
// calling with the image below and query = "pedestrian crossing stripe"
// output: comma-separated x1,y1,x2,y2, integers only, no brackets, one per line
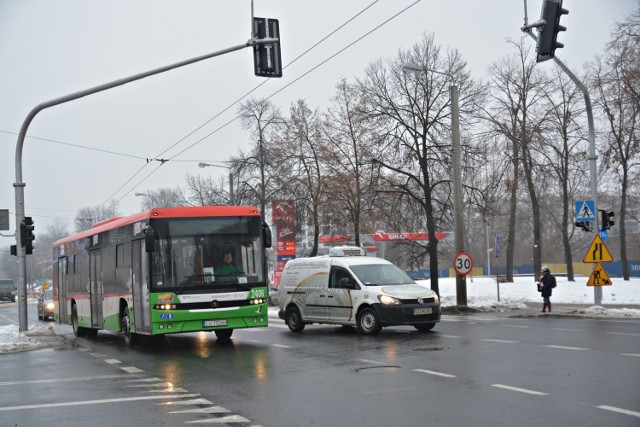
587,263,613,286
582,235,614,263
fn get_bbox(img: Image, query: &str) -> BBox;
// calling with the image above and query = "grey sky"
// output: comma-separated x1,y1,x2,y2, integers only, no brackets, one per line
0,0,637,245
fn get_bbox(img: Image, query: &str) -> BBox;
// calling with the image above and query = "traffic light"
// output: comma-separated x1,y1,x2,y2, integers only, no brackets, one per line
253,17,282,78
20,216,35,255
600,210,615,230
536,0,569,63
574,221,592,232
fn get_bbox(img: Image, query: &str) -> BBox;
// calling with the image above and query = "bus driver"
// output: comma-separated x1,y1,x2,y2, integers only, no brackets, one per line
216,251,243,276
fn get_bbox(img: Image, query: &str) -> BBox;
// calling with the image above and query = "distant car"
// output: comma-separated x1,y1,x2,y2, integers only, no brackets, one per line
0,279,16,303
38,288,55,320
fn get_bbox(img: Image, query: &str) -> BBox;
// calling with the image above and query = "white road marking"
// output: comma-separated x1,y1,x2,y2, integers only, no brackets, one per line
481,339,519,343
439,334,461,339
597,405,640,418
121,366,145,373
272,344,291,348
104,358,122,365
505,325,528,329
168,406,230,414
608,332,640,337
157,398,213,406
185,414,252,424
491,384,548,396
621,353,640,358
552,328,581,332
413,369,456,378
0,374,135,386
543,345,588,351
0,394,201,411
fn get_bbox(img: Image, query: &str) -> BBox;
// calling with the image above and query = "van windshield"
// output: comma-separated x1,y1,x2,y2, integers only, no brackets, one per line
350,264,415,286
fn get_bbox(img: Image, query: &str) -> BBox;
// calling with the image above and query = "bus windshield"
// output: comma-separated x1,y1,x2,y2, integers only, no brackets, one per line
149,216,265,291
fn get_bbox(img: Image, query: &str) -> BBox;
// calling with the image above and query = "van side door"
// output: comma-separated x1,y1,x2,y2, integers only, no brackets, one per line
326,266,358,323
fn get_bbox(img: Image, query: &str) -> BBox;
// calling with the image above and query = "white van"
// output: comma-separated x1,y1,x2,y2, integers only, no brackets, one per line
277,247,440,335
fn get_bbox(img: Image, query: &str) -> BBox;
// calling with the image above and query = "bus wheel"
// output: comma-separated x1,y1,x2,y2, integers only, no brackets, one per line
215,329,233,341
357,307,382,335
414,322,436,332
285,305,305,332
121,306,137,347
72,304,87,337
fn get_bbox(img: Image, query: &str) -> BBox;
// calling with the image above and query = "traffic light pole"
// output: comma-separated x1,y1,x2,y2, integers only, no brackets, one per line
13,37,278,331
524,30,601,305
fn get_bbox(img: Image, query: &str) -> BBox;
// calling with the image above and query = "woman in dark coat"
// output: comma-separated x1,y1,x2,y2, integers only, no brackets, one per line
540,266,555,313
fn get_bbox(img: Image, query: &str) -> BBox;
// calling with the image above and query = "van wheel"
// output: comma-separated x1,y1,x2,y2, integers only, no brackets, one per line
414,322,436,332
357,307,382,335
72,304,87,337
285,306,305,332
215,329,233,341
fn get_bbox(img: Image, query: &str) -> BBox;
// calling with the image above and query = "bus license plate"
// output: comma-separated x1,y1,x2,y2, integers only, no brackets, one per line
203,320,227,327
414,307,432,315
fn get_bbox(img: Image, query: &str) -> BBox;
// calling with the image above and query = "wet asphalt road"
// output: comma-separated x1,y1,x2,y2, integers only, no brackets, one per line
1,301,639,426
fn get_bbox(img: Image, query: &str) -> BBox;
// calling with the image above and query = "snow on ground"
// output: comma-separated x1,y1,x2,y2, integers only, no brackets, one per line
422,275,640,318
1,275,638,353
0,323,56,353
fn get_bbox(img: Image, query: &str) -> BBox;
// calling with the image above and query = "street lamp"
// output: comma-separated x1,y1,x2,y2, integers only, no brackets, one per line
403,63,467,306
199,162,235,205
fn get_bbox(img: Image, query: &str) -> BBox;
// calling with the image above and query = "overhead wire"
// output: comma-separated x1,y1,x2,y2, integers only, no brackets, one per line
110,0,385,204
112,0,422,204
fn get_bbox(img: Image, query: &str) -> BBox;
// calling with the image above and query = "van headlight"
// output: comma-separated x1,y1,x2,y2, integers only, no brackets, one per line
378,295,401,305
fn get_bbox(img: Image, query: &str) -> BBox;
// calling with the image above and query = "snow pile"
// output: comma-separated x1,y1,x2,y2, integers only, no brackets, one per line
0,324,56,353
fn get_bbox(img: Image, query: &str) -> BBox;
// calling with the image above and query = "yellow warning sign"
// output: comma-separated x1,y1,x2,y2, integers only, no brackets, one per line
587,263,613,286
582,235,614,263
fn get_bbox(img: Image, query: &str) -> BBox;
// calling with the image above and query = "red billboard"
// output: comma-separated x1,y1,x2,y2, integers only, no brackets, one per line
272,200,296,287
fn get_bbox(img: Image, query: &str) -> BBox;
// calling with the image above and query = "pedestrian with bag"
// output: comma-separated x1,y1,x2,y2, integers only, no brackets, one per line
539,266,556,313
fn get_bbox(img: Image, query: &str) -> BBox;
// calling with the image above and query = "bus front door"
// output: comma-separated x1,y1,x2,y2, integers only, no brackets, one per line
132,239,150,334
89,250,103,329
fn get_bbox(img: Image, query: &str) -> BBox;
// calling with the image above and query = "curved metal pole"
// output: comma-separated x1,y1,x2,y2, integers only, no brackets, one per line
14,38,276,331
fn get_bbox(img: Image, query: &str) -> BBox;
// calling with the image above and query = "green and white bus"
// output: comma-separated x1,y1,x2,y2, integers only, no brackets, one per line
53,206,271,345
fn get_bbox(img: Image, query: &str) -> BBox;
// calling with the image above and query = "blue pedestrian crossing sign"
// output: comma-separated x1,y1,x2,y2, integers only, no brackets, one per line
575,200,596,222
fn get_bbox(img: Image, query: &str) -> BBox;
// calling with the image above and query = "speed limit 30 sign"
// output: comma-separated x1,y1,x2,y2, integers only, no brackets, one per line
454,251,473,276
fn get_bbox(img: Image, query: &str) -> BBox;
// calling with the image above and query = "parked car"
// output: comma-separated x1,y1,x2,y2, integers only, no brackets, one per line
0,279,16,302
38,288,55,320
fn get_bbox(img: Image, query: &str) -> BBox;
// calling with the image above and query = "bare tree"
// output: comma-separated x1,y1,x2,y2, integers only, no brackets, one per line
237,98,283,218
357,33,481,295
74,201,119,232
588,6,640,280
323,79,382,247
137,187,187,210
481,39,550,280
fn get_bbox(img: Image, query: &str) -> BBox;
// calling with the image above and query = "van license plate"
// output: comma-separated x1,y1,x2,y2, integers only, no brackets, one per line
414,307,432,315
203,320,227,327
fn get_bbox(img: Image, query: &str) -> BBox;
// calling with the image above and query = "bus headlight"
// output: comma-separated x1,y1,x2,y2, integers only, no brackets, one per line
250,298,266,305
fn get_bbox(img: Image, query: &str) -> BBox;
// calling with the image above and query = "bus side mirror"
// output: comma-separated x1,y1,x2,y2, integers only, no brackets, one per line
145,226,155,253
262,222,272,248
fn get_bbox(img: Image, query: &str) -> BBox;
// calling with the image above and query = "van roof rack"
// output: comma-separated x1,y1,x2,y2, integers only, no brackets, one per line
328,246,365,257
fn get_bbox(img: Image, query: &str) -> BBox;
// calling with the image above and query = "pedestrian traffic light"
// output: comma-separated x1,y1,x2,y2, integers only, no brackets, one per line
253,17,282,78
600,210,615,230
536,0,569,63
20,216,35,255
574,221,592,232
